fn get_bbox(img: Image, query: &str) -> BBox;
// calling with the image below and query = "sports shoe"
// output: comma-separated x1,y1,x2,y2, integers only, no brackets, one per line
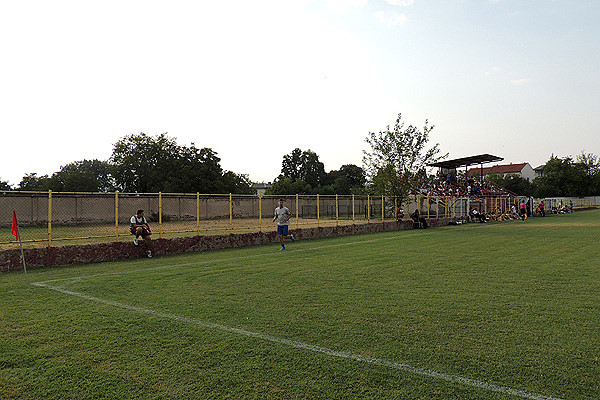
290,235,295,242
146,250,152,257
133,237,139,246
279,246,285,251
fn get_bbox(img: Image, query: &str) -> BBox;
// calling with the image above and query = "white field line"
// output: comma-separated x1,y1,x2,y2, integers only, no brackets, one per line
31,280,566,400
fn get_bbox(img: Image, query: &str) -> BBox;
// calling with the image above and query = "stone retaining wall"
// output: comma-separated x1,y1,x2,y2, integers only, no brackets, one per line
0,218,453,272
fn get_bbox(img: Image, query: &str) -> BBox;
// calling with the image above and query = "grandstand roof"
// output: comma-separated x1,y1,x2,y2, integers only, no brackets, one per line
429,154,504,170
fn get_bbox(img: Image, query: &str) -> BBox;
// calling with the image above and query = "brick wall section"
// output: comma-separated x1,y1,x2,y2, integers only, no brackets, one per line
0,218,454,272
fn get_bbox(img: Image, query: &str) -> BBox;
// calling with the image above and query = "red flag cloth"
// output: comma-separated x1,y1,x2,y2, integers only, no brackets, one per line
11,211,19,241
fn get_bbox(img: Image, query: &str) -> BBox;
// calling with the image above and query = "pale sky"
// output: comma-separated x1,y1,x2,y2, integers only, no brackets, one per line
1,0,599,187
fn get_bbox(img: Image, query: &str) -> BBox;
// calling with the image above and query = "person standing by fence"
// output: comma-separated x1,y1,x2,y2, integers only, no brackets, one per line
130,209,153,257
519,200,527,221
273,199,295,251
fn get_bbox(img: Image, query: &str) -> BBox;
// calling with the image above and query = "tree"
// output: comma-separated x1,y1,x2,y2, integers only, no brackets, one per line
110,133,253,194
266,177,311,195
50,159,116,192
299,150,326,188
19,173,52,191
326,164,366,194
164,145,225,193
533,156,588,198
576,151,600,195
110,133,181,192
363,113,446,202
279,148,327,189
220,171,256,195
0,178,11,190
487,173,534,197
280,148,303,181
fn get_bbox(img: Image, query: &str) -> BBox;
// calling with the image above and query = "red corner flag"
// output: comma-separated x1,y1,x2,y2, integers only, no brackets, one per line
12,211,19,241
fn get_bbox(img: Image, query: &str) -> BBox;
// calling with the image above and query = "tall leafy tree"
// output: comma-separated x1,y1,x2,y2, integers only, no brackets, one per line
266,177,311,195
163,145,225,193
487,173,534,197
219,171,256,195
279,148,326,188
111,133,181,192
50,159,116,192
110,133,253,193
19,173,52,191
280,148,303,181
326,164,366,194
534,155,589,198
0,178,12,190
363,113,446,202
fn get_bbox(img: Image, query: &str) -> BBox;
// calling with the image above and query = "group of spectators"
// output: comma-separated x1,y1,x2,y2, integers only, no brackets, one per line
469,199,574,223
549,200,574,215
415,176,512,199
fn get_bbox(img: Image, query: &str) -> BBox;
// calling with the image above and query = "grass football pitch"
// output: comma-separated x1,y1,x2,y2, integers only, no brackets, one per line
1,210,599,399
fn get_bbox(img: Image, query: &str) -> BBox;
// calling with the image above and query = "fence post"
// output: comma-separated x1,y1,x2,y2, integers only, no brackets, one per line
367,195,370,223
381,195,384,222
317,194,320,228
159,192,163,239
259,194,262,233
48,190,52,248
115,191,119,240
196,192,200,236
229,193,233,234
352,194,355,225
336,194,339,227
295,194,299,230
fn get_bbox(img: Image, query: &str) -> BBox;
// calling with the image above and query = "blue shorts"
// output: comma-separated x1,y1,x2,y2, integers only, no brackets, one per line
277,225,289,236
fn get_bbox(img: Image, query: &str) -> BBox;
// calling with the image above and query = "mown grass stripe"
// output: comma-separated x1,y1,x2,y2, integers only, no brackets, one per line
32,280,566,400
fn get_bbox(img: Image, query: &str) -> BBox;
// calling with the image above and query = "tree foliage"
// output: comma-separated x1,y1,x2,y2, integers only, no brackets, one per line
19,173,52,191
280,148,327,188
50,159,116,192
533,155,592,198
363,113,446,202
270,147,366,195
0,178,12,190
486,173,535,197
266,177,312,196
485,152,600,198
109,133,254,194
327,164,367,195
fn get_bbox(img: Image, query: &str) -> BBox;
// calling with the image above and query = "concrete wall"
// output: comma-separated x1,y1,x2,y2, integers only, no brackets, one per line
0,217,453,272
0,194,387,226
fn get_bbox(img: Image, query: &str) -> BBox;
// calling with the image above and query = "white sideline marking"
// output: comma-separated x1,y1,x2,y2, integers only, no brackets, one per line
32,281,566,400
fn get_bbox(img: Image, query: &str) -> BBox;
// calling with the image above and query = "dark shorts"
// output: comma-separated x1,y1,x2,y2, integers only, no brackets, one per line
131,227,151,238
277,225,289,236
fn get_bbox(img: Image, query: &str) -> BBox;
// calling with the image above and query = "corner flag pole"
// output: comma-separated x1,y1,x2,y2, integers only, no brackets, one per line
12,211,28,283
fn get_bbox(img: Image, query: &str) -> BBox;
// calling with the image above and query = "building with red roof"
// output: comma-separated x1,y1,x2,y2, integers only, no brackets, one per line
467,162,535,181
